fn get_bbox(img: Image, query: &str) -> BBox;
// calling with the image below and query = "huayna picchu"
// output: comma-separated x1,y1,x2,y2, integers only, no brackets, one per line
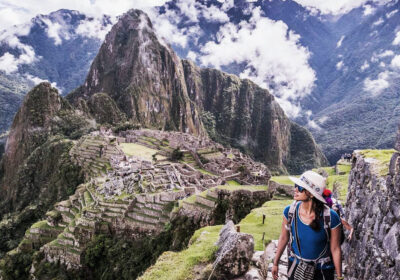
0,8,328,280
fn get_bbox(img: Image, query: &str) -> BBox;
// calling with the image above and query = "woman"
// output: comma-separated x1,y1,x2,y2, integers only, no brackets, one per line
271,171,344,280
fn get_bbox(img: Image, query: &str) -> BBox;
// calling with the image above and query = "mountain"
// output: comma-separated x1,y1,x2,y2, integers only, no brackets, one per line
67,9,327,173
0,9,112,134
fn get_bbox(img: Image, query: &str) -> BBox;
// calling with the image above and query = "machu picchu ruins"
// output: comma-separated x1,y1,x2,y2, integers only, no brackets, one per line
14,128,273,270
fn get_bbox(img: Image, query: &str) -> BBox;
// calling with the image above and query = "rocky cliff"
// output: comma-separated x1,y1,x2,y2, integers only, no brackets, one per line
344,146,400,279
67,9,203,136
182,60,327,173
0,83,92,257
67,9,327,174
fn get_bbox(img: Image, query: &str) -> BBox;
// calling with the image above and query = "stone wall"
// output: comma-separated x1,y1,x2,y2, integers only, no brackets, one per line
343,149,400,279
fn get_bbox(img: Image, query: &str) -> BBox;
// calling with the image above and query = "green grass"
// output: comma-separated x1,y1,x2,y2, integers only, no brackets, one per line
326,175,349,202
270,176,293,186
359,149,396,176
216,185,268,192
227,180,240,186
119,143,166,161
312,166,336,176
138,226,221,280
336,163,351,174
239,199,292,251
196,168,216,176
31,220,51,230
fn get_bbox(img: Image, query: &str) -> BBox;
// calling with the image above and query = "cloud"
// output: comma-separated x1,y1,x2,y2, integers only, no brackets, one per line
0,0,168,29
0,24,39,73
336,60,344,70
363,4,376,16
41,18,63,45
393,31,400,45
76,16,114,41
25,74,61,93
292,0,391,15
199,7,316,118
363,71,390,95
391,55,400,69
386,9,398,18
372,17,384,26
336,35,345,48
360,61,370,71
377,50,394,57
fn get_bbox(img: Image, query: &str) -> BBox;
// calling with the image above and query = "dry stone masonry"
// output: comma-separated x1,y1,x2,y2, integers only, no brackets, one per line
14,128,272,271
343,148,400,279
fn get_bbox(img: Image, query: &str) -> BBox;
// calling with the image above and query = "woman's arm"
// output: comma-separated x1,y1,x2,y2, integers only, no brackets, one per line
271,217,290,279
340,218,354,240
330,225,342,277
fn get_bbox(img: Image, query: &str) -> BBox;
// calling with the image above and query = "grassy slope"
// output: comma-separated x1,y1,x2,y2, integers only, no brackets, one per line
139,198,291,280
358,149,395,176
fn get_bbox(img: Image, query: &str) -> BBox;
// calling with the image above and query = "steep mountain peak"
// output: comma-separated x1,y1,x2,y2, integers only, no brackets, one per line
68,8,204,135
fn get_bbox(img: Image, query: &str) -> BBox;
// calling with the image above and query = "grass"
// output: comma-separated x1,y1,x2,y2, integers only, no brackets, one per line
196,168,216,176
227,180,240,186
312,166,336,176
326,175,349,202
238,199,292,251
216,185,268,192
119,143,166,161
138,226,221,280
31,220,51,230
270,176,293,186
358,149,396,176
336,163,351,174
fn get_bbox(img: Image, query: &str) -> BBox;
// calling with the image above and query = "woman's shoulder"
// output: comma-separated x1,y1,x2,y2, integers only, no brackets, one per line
328,208,341,228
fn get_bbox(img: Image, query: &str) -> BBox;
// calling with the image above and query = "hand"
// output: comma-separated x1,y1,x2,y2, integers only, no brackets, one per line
348,229,354,241
271,264,279,280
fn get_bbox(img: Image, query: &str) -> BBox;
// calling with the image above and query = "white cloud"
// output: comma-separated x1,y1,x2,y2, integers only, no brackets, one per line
25,74,61,93
202,5,229,23
0,0,168,29
393,31,400,45
41,18,63,45
0,24,39,73
186,51,197,61
378,50,394,58
373,17,384,26
307,119,322,130
380,61,386,67
360,61,370,71
363,71,390,95
363,4,376,16
386,9,398,18
199,7,316,118
336,35,345,48
76,16,114,41
292,0,391,15
336,60,344,70
391,55,400,69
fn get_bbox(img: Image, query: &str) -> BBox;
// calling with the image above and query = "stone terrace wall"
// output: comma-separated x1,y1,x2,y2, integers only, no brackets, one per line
343,149,400,279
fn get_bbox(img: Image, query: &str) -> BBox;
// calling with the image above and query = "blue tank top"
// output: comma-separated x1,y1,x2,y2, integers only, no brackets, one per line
283,203,341,269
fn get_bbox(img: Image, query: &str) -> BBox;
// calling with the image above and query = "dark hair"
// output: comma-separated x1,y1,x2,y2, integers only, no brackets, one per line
309,197,325,231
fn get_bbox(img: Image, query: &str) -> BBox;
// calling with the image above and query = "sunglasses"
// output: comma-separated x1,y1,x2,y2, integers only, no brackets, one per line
294,184,306,193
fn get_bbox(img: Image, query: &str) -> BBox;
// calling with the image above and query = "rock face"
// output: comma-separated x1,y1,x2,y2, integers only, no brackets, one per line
213,221,254,279
182,60,328,174
67,9,327,174
343,150,400,279
67,9,203,136
0,83,90,257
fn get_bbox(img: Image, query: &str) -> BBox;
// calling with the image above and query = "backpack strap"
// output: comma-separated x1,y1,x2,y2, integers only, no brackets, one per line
323,205,331,242
285,201,299,258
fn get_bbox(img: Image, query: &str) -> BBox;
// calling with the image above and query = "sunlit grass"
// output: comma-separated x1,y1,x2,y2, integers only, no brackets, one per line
119,143,166,161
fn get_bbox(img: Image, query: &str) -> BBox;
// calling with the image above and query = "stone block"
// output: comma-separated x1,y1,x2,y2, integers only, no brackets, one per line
382,222,400,259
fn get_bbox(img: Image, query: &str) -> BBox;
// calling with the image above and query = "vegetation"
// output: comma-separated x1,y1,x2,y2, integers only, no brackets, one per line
270,176,293,186
139,226,221,280
120,143,165,161
359,149,396,176
239,199,292,250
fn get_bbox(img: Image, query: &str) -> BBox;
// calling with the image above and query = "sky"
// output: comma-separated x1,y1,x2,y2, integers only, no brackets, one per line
0,0,395,119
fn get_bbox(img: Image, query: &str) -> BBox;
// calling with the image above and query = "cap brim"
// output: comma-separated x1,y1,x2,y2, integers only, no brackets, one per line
289,176,327,204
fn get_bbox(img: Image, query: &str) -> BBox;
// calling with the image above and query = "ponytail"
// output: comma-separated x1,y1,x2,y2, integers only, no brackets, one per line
309,197,324,231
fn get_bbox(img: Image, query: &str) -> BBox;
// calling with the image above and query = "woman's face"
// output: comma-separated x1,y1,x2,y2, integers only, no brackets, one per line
294,185,311,201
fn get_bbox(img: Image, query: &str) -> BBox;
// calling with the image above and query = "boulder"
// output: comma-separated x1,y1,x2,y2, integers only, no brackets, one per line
213,221,254,279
